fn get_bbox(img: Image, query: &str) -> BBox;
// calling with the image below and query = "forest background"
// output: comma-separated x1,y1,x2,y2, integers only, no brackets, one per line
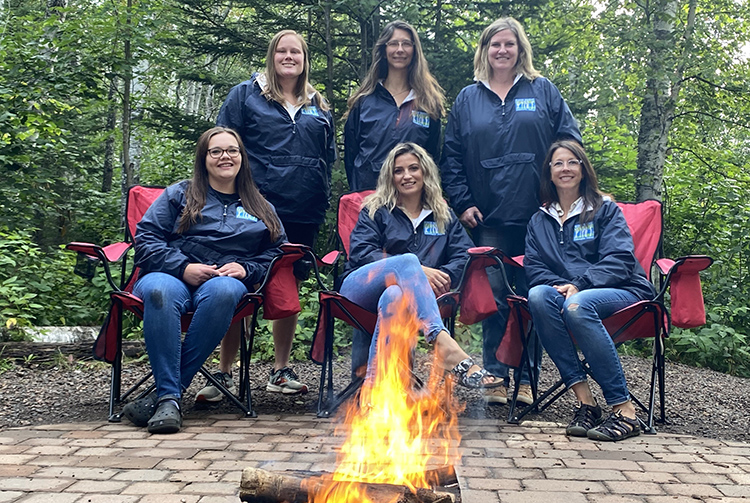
1,0,749,377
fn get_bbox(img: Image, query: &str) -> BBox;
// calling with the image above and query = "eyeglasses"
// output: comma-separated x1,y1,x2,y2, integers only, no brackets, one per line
385,40,414,49
551,159,583,169
207,147,241,159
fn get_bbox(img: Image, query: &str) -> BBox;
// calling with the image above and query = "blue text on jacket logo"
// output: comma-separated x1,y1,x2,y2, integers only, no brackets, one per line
515,98,536,112
423,222,444,236
236,206,258,222
301,105,320,117
411,110,430,128
573,222,595,241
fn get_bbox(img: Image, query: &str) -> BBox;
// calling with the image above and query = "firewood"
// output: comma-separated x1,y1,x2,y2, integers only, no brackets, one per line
239,467,456,503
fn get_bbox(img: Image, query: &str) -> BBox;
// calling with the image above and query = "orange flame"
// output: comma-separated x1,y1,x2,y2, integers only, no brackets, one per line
307,284,463,502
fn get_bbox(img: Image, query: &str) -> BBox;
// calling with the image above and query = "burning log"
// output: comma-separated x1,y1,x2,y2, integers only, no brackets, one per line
239,467,458,503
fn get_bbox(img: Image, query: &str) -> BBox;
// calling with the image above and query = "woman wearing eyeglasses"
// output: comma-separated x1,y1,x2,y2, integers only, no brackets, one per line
344,20,444,192
440,17,581,406
212,30,337,400
525,140,655,441
124,127,286,434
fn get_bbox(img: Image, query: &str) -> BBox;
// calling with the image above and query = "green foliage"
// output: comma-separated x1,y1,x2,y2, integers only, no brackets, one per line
0,228,109,339
666,306,750,378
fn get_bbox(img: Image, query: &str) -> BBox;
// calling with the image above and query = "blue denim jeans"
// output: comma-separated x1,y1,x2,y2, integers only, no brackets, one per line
527,285,640,406
474,225,538,386
341,254,447,379
133,272,248,400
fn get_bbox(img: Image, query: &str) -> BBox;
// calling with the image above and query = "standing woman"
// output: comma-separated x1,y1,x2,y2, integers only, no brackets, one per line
126,127,285,434
344,20,444,192
525,140,654,441
211,29,337,398
440,17,582,406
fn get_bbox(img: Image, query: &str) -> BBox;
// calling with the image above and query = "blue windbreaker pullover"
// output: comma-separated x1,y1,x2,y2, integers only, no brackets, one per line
441,77,582,228
346,205,475,288
134,181,286,289
344,84,441,191
216,73,337,225
524,200,655,300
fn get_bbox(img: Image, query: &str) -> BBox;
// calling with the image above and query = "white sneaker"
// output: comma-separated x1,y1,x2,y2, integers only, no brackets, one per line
196,372,235,403
266,367,308,395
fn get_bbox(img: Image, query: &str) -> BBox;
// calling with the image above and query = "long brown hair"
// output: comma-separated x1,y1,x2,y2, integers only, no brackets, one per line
540,140,607,223
474,17,541,82
261,30,329,112
345,21,444,120
178,127,282,240
364,142,451,233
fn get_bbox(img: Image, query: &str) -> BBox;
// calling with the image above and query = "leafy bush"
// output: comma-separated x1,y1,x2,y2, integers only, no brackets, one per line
0,227,109,341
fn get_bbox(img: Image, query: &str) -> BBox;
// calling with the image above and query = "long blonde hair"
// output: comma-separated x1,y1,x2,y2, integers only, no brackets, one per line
474,17,541,82
364,142,451,233
345,21,444,120
261,30,329,112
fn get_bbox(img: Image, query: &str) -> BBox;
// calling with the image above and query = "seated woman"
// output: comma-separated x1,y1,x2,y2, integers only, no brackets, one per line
123,126,285,434
525,140,655,441
342,142,499,388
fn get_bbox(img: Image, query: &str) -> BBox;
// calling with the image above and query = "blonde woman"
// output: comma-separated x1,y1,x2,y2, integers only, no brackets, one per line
344,21,444,191
210,30,337,400
342,143,497,389
440,17,581,406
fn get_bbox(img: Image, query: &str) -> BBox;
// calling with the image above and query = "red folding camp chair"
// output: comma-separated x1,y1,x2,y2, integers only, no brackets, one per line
506,200,713,432
67,185,309,421
309,191,461,417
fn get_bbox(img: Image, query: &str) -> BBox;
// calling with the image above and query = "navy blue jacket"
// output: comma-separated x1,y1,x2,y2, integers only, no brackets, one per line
524,200,655,300
344,84,441,191
216,73,337,225
134,181,286,289
441,78,581,228
346,206,474,288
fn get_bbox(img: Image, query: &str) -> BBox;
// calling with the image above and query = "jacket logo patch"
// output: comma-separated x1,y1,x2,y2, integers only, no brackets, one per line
411,110,430,128
301,105,320,116
573,222,595,241
423,222,444,236
236,206,258,222
515,98,536,111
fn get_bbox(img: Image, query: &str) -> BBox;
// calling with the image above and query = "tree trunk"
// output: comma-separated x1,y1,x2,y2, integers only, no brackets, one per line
102,77,117,192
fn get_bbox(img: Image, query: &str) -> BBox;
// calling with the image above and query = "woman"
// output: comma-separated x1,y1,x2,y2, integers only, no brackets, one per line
210,30,337,399
342,142,498,388
124,127,286,434
440,17,582,405
525,140,655,441
344,20,444,191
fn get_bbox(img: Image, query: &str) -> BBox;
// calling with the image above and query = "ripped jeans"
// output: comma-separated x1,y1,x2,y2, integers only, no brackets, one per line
527,285,639,406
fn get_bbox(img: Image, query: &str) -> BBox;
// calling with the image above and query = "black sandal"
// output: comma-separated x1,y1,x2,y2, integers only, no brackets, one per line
451,358,503,389
587,410,641,441
566,402,603,437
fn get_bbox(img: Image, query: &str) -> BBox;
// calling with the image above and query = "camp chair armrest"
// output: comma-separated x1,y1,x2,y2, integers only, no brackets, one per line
321,250,341,266
467,246,524,268
67,241,132,263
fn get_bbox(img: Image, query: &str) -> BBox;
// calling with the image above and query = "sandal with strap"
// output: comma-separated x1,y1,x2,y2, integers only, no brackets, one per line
451,358,504,389
566,402,603,437
587,410,641,442
147,396,182,434
121,392,157,427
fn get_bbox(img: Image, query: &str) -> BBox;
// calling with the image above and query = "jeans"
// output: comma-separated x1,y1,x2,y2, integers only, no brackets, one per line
340,254,447,379
474,225,538,386
133,272,248,400
527,285,640,406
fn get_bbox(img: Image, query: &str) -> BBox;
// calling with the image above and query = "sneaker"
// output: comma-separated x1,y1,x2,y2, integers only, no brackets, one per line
515,384,534,405
196,372,236,403
266,367,309,395
566,402,603,437
483,385,508,405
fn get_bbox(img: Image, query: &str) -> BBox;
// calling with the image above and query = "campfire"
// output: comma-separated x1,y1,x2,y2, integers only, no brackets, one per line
240,288,463,502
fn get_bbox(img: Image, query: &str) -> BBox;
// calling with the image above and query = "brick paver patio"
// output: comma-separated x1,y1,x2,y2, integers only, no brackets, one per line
1,414,748,502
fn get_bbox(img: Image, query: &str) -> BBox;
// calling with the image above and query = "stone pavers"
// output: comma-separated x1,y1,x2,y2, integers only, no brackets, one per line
0,414,748,502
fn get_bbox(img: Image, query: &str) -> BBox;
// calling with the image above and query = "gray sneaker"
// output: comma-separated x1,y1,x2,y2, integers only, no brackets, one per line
266,367,309,395
196,372,236,403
